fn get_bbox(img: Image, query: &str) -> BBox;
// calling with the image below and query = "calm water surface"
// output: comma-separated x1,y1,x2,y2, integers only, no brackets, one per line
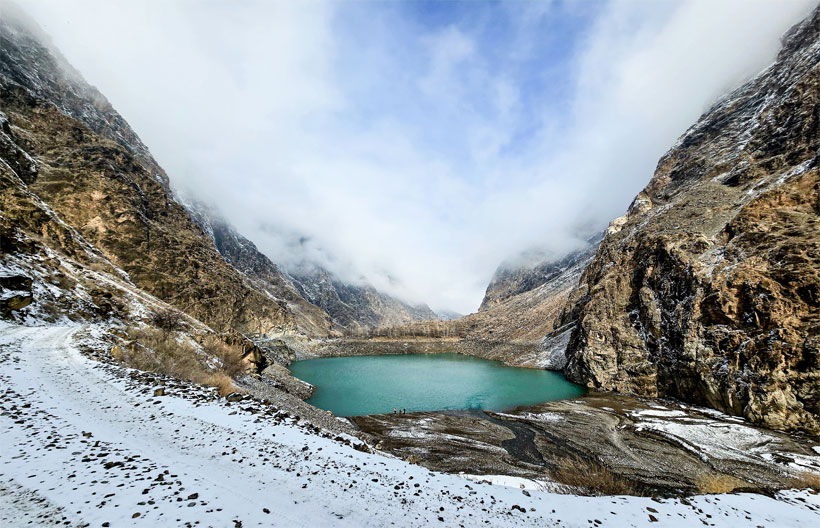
289,353,586,416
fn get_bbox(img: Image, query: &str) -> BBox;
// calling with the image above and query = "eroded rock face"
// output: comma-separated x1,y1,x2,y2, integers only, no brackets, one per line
563,7,820,433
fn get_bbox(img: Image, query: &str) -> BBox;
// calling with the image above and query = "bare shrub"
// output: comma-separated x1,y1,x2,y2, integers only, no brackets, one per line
148,308,186,332
202,335,247,378
116,327,241,395
695,473,750,494
198,373,237,397
550,456,640,496
121,327,201,378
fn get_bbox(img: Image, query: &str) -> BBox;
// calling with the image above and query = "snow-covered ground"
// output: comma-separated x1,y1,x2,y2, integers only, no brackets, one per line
1,323,819,527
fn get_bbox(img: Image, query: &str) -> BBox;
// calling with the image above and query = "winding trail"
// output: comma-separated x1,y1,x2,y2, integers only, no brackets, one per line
1,323,819,527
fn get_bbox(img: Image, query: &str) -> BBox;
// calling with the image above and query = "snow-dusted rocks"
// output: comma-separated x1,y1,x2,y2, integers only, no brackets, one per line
564,4,820,433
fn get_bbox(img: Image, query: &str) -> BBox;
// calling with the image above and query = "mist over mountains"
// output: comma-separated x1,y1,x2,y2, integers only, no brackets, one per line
3,2,820,524
18,0,815,313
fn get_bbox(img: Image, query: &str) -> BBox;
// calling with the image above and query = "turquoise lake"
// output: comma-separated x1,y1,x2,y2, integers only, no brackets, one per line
288,353,587,417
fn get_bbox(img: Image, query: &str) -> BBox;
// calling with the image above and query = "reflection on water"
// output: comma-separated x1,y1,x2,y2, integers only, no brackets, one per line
289,353,586,416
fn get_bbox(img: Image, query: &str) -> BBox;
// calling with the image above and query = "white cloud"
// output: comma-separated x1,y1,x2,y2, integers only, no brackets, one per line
419,25,475,96
17,0,816,313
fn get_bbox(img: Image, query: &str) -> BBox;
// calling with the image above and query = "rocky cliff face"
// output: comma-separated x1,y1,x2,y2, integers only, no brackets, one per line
1,114,131,323
0,6,310,337
287,264,439,331
563,6,820,433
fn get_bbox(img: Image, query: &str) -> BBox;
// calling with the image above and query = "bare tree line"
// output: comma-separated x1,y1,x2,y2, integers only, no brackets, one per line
342,319,470,339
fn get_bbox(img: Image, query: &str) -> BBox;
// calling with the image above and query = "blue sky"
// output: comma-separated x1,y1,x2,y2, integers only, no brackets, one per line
21,0,817,313
328,1,597,178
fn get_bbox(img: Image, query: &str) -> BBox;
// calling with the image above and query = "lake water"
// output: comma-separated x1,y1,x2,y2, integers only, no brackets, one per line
288,353,586,416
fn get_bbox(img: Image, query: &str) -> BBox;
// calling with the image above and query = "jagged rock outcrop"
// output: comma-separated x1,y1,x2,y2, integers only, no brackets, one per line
287,264,439,331
563,6,820,433
0,6,305,337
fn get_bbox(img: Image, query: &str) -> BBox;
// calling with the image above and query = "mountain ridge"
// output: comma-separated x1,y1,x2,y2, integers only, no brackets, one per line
561,4,820,433
0,3,439,338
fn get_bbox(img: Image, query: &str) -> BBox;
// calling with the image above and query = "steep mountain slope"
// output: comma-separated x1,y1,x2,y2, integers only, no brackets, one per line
480,240,598,312
287,264,439,331
562,6,820,433
0,2,163,186
185,203,336,337
1,118,135,323
0,5,321,338
0,2,438,340
459,239,598,344
185,201,437,332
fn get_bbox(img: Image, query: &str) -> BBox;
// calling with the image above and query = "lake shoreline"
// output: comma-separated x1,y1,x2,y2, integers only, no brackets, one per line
352,392,820,496
274,339,820,497
299,336,562,370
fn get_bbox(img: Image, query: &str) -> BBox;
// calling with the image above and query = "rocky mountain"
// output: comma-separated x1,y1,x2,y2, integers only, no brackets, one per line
184,200,439,333
434,309,463,321
184,202,336,337
0,4,318,338
479,239,598,311
286,264,440,331
0,4,436,339
561,5,820,433
458,237,598,344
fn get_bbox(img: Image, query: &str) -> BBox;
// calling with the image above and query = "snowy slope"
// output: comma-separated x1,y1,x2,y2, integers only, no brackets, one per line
1,323,818,527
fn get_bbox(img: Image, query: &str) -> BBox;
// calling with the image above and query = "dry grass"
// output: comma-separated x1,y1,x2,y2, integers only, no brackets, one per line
695,473,751,494
86,260,113,274
114,327,245,396
197,373,237,397
200,335,246,379
550,456,640,496
788,471,820,492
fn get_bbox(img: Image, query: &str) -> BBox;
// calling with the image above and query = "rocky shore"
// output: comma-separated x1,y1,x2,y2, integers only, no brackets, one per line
353,392,820,496
284,338,820,496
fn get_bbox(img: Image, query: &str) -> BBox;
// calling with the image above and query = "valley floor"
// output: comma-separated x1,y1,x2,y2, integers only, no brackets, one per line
1,323,819,527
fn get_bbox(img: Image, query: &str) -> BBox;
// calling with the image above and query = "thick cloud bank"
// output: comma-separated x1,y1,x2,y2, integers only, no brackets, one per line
19,0,816,313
